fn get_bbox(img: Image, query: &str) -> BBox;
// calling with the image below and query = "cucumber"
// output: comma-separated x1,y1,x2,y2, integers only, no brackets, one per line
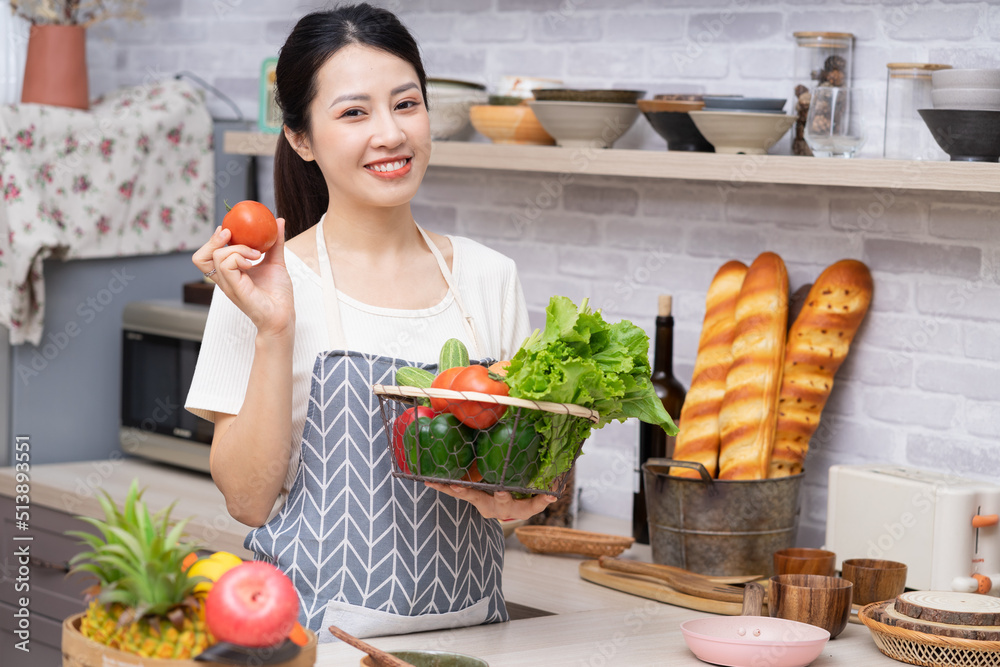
396,366,435,388
438,338,470,372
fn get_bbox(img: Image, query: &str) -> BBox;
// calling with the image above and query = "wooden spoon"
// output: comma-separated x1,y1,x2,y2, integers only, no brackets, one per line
327,625,416,667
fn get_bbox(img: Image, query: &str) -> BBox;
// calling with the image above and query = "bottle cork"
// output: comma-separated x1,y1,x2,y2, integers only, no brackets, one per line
658,294,673,317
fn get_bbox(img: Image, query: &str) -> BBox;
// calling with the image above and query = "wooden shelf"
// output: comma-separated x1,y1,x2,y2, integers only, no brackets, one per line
223,131,1000,194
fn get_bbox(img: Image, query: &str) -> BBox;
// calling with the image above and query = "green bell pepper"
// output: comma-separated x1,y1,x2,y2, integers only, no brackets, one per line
403,412,476,480
476,416,542,487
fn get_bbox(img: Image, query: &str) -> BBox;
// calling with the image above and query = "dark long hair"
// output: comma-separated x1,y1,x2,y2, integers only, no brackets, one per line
273,4,427,238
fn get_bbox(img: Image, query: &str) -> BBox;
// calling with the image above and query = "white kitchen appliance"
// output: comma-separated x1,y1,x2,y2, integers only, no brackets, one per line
826,464,999,596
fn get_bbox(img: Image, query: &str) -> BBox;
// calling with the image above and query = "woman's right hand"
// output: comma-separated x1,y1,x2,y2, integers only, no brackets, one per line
192,218,294,337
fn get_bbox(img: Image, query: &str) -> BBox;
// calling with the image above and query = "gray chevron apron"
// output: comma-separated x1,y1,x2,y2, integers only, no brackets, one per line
245,216,508,642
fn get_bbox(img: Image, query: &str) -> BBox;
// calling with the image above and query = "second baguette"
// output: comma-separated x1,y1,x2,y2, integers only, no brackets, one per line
718,252,789,481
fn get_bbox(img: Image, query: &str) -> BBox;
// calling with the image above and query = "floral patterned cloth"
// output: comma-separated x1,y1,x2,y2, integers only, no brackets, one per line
0,79,214,345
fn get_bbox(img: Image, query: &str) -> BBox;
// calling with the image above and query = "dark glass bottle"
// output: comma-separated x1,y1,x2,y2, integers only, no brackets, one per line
632,294,687,544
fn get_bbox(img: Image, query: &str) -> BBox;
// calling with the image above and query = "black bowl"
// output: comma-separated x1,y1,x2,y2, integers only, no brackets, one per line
642,110,715,152
918,108,1000,162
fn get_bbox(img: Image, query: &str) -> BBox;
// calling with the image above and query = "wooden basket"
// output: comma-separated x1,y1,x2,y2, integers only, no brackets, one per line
859,603,1000,667
62,613,318,667
514,526,635,558
373,384,599,498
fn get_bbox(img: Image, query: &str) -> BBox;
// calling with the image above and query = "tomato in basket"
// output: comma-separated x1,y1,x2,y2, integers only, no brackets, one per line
391,406,435,474
443,365,509,429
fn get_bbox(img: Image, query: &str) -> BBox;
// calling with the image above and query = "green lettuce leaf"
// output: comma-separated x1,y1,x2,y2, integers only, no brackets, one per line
505,296,679,491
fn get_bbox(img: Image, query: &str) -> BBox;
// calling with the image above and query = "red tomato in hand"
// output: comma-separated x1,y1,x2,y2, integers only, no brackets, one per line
222,200,278,252
392,406,435,473
429,366,466,413
448,365,509,429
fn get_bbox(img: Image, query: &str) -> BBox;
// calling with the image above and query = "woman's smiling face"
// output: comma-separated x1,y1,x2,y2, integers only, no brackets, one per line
293,43,430,213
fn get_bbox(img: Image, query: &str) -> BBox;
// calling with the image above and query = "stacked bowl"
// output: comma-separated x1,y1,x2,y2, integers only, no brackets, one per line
919,69,1000,161
639,95,713,152
527,89,644,148
689,96,796,154
426,78,489,140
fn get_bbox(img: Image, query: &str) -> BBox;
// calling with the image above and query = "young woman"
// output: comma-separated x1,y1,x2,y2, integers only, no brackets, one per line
186,4,555,642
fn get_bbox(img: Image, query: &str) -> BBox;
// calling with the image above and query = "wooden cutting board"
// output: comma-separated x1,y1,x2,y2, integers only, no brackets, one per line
894,591,1000,627
578,560,767,616
867,600,1000,641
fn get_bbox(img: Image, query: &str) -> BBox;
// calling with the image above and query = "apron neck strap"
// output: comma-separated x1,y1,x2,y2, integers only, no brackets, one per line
314,215,483,358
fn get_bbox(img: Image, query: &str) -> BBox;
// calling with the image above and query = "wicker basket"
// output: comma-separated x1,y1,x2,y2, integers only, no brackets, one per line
859,602,1000,667
373,384,599,498
514,526,635,558
62,613,318,666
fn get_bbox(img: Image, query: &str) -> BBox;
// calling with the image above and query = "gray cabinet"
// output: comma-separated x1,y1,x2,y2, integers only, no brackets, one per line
0,494,96,665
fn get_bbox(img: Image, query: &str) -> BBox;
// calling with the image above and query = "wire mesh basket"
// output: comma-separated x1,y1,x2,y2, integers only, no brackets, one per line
373,383,600,498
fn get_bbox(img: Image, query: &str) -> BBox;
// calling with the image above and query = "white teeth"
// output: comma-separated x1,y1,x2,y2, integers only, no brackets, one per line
369,159,407,173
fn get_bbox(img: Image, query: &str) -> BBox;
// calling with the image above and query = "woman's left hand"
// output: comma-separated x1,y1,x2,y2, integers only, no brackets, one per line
424,482,557,521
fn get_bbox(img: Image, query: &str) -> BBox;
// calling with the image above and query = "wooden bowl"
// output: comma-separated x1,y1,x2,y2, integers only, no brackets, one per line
768,574,854,639
637,99,705,113
840,558,907,606
773,547,836,576
469,104,555,145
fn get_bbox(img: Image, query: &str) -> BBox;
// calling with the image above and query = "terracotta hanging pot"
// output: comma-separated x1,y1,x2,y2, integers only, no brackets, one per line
21,24,89,110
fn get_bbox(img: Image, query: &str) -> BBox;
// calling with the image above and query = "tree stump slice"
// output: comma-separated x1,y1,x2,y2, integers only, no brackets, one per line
894,591,1000,627
869,600,1000,641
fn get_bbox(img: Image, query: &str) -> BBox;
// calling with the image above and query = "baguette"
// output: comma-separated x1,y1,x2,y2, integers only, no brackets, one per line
718,252,788,481
670,260,748,479
769,259,873,477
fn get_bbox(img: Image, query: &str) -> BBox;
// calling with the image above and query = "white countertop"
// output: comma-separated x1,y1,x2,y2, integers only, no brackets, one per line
0,459,899,666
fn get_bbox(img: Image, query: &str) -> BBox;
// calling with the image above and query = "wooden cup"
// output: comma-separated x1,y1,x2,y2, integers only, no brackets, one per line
768,574,854,639
773,547,836,576
840,558,908,605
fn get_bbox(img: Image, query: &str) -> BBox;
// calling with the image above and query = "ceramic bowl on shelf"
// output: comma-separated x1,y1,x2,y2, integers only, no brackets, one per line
918,108,1000,161
469,104,555,145
426,78,488,140
640,109,714,152
703,96,788,113
527,100,641,148
688,110,796,154
931,68,1000,90
931,87,1000,110
531,88,645,104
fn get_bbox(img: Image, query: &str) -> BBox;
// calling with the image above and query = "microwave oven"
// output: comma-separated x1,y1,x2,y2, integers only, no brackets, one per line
120,299,213,473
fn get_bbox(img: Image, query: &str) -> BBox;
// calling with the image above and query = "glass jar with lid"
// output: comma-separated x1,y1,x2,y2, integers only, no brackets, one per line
792,32,854,156
883,63,951,160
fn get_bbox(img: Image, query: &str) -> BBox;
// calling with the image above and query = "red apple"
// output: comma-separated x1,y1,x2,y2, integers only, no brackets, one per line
205,561,300,648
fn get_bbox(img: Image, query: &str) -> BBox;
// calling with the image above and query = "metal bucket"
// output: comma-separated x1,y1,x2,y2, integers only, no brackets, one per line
643,458,804,577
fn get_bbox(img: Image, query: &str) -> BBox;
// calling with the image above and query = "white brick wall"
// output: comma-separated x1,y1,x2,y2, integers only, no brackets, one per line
87,1,1000,547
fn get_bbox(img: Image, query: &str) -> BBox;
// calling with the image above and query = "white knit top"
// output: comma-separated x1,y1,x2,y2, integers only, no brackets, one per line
185,235,531,492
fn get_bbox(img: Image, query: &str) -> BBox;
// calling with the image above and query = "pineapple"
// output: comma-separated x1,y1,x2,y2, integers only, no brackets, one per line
67,480,214,659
